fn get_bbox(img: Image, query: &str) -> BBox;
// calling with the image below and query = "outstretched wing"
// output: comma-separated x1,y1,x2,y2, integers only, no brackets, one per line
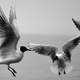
72,18,80,31
28,43,58,61
0,6,20,49
62,36,80,61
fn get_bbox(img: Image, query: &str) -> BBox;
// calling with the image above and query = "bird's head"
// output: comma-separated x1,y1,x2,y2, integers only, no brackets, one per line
20,46,31,53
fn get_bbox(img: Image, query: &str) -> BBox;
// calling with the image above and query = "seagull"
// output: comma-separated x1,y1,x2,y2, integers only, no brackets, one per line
0,6,31,77
27,34,80,76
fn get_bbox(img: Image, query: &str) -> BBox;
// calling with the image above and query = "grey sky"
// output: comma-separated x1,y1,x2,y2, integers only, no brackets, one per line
0,0,80,35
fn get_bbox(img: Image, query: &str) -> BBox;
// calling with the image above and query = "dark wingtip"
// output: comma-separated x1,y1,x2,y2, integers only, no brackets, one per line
72,18,80,31
72,18,76,24
72,18,74,21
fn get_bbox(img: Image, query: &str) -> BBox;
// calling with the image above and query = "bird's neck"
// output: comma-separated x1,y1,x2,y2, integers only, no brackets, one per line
16,50,24,62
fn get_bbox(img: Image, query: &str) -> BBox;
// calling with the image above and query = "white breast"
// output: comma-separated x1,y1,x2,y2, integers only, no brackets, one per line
56,53,63,58
56,48,64,58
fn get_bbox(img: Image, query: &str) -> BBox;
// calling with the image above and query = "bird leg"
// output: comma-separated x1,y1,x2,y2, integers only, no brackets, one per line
8,67,16,77
8,65,17,73
8,65,17,77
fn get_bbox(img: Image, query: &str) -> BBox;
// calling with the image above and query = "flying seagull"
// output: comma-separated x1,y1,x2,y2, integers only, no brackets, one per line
27,35,80,76
0,6,30,77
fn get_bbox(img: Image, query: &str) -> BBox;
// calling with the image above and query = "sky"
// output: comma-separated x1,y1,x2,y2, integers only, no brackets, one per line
0,0,80,35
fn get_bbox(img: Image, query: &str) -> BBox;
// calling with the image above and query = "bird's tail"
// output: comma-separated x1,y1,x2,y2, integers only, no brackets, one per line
50,62,73,75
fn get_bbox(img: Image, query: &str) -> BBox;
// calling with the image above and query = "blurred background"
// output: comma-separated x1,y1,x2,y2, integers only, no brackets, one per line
0,0,80,35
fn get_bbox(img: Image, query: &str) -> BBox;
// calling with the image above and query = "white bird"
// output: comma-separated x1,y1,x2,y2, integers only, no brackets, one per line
27,29,80,76
0,6,30,77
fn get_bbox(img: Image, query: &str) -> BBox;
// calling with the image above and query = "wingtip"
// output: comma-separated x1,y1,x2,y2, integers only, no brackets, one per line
72,18,80,31
72,18,76,23
0,6,4,14
9,3,16,24
72,18,74,21
72,18,77,26
0,6,8,21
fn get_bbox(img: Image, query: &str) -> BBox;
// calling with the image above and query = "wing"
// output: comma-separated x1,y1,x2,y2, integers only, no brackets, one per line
28,43,58,62
62,36,80,60
9,5,20,48
28,43,57,57
0,6,9,24
72,18,80,31
0,5,20,49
